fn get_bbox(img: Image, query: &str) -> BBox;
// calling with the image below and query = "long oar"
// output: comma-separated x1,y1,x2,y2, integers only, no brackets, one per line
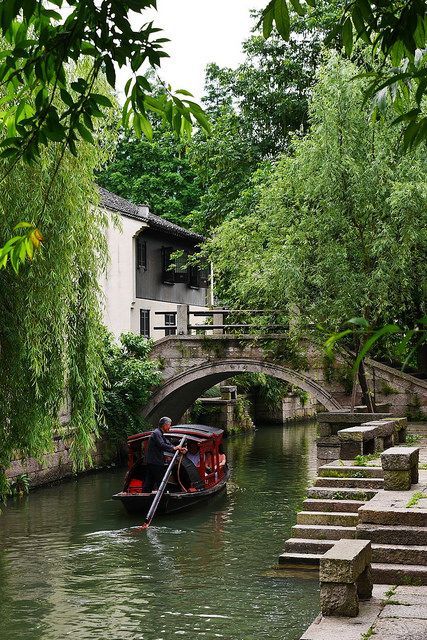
140,435,187,530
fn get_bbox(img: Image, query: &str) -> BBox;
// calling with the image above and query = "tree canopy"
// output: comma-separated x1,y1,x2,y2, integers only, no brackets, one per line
97,129,202,227
204,53,427,334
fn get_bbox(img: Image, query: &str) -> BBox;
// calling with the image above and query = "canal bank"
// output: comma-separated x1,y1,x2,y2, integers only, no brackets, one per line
282,420,427,640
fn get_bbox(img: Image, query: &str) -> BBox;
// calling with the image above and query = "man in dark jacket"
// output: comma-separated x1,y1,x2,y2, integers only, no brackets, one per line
144,417,187,493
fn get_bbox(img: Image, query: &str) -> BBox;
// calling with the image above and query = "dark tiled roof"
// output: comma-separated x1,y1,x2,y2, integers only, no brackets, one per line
99,186,204,243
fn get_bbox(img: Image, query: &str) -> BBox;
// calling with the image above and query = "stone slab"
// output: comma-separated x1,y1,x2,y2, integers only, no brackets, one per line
359,500,427,527
320,539,371,583
371,619,427,640
338,426,378,441
357,523,427,545
317,412,392,424
380,604,427,619
300,589,387,640
381,447,419,470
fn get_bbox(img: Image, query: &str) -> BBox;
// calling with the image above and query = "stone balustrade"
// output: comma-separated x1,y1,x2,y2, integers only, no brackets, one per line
381,446,419,490
338,425,378,459
320,539,373,617
337,417,408,460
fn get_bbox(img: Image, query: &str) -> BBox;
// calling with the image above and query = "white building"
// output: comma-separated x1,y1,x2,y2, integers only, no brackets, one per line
99,187,210,341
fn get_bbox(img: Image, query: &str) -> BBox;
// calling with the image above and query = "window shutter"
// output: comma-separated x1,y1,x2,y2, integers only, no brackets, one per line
136,237,146,270
161,246,174,284
199,266,209,288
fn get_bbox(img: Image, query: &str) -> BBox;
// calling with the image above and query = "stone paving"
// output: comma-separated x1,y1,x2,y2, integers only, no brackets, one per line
301,585,427,640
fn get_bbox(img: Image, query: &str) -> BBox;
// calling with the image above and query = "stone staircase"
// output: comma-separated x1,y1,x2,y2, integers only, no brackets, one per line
279,460,427,585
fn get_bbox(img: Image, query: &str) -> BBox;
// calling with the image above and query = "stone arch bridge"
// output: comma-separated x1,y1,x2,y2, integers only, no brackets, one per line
143,335,427,426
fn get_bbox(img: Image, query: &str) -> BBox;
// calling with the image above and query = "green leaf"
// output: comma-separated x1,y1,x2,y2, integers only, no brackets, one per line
91,93,113,108
77,121,94,144
353,325,401,372
274,0,290,40
138,113,153,140
13,221,34,230
347,317,369,329
262,4,274,38
342,17,353,57
324,329,353,357
289,0,305,17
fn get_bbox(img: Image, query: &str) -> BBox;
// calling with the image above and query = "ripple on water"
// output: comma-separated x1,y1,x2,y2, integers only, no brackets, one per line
0,423,320,640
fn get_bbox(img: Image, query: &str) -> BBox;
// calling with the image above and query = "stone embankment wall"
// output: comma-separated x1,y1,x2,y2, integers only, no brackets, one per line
6,436,116,490
255,392,319,424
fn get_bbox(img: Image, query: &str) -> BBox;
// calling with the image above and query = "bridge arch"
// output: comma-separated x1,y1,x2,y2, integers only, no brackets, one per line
142,358,342,426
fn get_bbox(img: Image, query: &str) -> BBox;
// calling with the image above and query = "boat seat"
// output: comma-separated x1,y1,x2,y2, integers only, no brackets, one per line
128,478,144,494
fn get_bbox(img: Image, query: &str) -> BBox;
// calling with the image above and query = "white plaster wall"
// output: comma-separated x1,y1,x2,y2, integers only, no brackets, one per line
100,208,209,341
100,210,148,340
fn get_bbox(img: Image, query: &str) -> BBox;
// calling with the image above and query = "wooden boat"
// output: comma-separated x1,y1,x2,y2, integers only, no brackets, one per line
113,424,230,515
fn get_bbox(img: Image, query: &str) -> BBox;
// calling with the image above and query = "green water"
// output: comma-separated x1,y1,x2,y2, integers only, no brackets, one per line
0,423,320,640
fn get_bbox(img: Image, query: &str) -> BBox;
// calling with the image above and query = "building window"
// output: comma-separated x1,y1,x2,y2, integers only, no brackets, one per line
140,309,150,338
189,264,209,289
161,246,174,284
136,236,147,270
188,264,200,288
164,313,177,336
173,252,189,283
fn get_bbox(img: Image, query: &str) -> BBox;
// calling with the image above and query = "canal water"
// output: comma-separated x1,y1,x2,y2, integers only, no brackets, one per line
0,423,320,640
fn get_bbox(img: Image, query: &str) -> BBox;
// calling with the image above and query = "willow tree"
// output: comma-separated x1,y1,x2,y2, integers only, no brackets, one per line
205,53,427,334
0,83,115,500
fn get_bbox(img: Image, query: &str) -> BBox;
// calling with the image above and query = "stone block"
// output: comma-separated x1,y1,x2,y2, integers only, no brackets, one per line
340,440,363,460
383,469,412,491
320,539,371,584
318,423,332,437
320,582,359,617
381,446,419,470
338,426,377,441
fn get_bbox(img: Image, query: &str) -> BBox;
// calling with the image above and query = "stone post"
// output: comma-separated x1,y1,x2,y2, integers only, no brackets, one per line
320,539,373,617
213,308,225,335
176,304,189,335
381,446,419,490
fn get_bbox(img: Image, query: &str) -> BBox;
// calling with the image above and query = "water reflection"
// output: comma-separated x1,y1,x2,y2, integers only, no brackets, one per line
0,422,319,640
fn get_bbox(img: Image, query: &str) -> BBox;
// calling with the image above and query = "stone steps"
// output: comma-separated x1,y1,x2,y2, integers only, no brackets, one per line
282,537,335,555
319,465,383,479
359,504,427,527
314,476,384,489
372,543,427,565
302,498,365,512
278,552,321,566
372,562,427,586
291,524,356,540
357,523,427,545
280,539,427,567
296,510,358,527
306,486,378,501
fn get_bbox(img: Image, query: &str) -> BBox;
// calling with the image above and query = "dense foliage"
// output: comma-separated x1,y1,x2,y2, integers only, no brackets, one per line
97,129,201,226
204,54,427,333
0,124,112,501
101,333,162,447
0,1,209,166
189,3,341,233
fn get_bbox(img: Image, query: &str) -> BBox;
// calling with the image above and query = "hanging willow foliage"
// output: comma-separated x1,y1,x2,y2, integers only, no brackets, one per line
0,79,116,502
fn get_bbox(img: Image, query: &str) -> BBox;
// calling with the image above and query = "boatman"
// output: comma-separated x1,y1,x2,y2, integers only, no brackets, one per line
144,417,187,493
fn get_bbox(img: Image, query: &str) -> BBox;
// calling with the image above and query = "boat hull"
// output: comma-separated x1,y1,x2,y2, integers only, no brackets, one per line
113,469,230,516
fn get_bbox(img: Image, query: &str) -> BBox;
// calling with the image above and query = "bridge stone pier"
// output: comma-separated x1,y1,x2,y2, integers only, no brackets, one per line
143,335,427,426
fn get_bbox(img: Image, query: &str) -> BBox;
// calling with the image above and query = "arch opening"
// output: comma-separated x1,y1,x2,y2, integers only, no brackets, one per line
143,359,342,426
